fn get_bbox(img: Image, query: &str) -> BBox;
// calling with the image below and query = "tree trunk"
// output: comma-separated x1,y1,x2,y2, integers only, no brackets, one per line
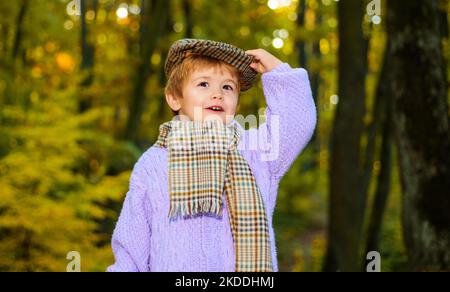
359,7,378,202
309,12,322,173
364,96,392,262
297,1,322,171
387,0,450,271
158,0,175,88
78,0,96,113
0,20,8,59
364,45,393,262
124,0,169,143
182,0,193,38
296,0,307,68
285,0,310,214
324,0,367,272
12,0,29,62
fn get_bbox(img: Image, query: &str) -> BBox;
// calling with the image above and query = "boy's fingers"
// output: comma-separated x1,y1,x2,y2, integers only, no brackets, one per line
246,50,264,72
249,62,264,73
249,55,261,62
245,49,259,57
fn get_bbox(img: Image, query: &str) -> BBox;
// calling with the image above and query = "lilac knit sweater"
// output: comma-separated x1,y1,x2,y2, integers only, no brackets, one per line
107,63,317,272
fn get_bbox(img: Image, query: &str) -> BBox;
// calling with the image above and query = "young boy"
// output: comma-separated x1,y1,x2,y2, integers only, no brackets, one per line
107,39,317,272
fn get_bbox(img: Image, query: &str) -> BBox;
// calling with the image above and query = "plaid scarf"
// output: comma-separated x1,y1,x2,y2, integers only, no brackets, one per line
154,119,273,272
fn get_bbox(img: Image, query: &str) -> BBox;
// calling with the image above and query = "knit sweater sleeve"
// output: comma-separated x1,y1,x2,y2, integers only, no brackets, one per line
106,158,151,272
258,63,317,179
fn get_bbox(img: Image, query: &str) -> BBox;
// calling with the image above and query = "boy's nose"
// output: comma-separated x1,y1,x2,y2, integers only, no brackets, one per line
211,91,224,100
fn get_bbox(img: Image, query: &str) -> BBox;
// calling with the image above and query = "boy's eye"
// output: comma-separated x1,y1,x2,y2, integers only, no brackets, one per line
197,82,233,91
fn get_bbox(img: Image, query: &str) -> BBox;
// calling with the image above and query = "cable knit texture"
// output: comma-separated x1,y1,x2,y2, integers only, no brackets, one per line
107,63,317,272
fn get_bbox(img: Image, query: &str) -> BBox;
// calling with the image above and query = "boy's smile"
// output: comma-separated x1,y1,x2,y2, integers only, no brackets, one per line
165,66,240,124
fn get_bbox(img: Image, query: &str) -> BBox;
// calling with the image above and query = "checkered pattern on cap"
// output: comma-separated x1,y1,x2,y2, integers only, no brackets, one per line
164,39,258,91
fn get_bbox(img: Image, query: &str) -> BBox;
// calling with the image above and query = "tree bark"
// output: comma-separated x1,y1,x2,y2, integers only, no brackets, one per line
309,12,322,173
158,0,175,88
387,0,450,271
324,0,367,272
124,0,169,143
364,45,393,262
296,0,307,68
12,0,29,62
78,0,96,113
182,0,193,38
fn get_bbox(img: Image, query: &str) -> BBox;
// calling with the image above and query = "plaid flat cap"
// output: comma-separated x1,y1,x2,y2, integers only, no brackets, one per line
164,39,258,91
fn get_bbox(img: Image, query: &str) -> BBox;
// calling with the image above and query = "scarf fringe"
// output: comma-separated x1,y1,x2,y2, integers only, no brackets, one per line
169,198,222,220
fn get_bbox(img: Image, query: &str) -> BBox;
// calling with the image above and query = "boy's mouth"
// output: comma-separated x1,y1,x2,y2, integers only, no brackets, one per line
205,105,224,112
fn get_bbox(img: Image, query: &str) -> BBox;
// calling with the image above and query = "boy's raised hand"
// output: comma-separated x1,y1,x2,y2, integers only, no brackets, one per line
245,49,283,74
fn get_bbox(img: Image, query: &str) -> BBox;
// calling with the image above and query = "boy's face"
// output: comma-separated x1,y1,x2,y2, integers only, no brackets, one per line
166,66,239,124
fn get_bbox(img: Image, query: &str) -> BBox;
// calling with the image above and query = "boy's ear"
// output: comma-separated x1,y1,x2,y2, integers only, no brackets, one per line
165,93,182,112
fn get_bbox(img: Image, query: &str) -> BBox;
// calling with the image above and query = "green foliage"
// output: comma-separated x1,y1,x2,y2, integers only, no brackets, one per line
0,86,139,270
